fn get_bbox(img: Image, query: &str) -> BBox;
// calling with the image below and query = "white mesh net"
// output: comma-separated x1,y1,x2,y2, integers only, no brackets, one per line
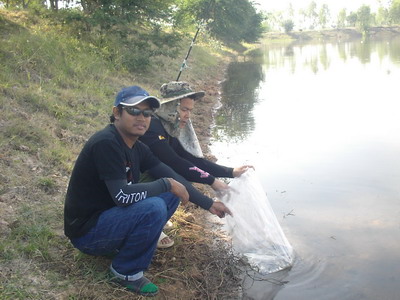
220,169,294,274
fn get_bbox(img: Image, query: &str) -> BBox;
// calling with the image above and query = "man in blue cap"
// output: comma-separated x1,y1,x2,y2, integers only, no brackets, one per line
64,86,232,296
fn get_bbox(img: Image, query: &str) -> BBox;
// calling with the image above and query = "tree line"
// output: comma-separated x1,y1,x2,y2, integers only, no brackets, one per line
268,0,400,33
1,0,264,47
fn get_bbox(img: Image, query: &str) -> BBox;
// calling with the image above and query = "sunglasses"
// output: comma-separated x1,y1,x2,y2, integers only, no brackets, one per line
123,107,153,118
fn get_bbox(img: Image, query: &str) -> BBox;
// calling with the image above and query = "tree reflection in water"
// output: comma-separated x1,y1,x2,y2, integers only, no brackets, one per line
213,61,263,143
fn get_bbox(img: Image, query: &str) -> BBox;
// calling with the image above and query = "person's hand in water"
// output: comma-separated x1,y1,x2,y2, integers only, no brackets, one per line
232,165,254,177
211,178,229,191
209,201,232,218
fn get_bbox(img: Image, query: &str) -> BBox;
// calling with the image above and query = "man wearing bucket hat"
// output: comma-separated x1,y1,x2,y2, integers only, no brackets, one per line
140,81,253,242
141,81,252,188
64,85,231,297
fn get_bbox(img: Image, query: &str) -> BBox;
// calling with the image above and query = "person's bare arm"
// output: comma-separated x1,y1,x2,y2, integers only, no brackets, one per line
166,178,189,205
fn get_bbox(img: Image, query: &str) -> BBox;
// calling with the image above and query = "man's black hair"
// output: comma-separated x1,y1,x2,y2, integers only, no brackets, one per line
110,105,123,123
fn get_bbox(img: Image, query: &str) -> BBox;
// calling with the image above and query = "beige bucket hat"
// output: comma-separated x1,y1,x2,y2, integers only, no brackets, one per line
160,81,205,103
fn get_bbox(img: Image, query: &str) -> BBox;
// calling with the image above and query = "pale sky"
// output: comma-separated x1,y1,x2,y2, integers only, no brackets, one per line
254,0,389,15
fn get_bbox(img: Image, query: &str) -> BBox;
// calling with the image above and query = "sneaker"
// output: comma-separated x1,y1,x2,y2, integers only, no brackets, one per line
112,275,159,296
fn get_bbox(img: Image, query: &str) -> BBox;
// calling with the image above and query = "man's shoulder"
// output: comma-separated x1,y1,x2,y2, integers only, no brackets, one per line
141,117,167,144
88,125,117,144
147,116,164,132
79,126,121,156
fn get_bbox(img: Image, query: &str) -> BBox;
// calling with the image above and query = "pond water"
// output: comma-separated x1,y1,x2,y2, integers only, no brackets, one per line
210,37,400,300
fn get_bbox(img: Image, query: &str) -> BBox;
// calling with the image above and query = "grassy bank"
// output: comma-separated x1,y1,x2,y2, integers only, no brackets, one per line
0,9,242,299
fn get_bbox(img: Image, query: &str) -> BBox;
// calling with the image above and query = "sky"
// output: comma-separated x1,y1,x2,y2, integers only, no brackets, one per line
254,0,389,15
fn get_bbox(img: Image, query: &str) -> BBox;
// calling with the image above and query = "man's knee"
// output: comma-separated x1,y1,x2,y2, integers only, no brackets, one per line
138,197,168,221
158,192,180,208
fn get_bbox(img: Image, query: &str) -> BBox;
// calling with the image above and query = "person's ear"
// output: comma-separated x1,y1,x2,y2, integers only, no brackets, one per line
112,106,120,120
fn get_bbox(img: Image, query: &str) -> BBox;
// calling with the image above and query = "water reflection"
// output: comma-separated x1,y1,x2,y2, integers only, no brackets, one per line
212,61,263,142
215,36,400,146
352,39,372,63
212,36,400,300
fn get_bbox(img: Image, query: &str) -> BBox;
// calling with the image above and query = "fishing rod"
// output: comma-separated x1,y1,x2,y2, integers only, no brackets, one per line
176,0,214,81
176,23,202,81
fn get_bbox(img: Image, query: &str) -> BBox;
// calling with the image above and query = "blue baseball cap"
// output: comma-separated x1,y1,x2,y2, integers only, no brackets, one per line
114,86,160,109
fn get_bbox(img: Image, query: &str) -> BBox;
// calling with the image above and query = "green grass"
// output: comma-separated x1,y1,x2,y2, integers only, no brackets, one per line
37,177,57,193
0,8,235,299
1,204,54,258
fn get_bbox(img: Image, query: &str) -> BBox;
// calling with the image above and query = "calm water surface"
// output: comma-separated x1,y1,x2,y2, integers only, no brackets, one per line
210,37,400,300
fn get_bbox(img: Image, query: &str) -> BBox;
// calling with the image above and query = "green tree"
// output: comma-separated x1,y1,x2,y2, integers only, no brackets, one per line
376,6,390,25
347,11,358,27
318,4,330,28
79,0,175,22
389,0,400,24
357,5,372,32
288,3,295,19
298,8,308,29
307,1,318,29
177,0,264,46
3,0,44,9
264,11,284,31
282,19,294,33
337,8,347,28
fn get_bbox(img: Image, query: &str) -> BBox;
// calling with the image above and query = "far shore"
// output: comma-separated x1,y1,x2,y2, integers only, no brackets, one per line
263,25,400,43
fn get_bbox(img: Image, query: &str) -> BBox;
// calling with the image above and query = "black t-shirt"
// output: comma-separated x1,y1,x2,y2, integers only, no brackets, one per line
64,124,165,238
140,116,233,185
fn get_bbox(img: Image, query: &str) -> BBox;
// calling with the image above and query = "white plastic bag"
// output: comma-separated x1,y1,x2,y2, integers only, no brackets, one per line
220,169,294,274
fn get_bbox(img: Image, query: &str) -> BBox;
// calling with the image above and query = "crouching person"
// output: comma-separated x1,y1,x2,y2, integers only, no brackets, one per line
64,86,189,296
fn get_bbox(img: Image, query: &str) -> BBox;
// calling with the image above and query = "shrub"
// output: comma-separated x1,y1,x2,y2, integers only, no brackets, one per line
282,20,294,33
